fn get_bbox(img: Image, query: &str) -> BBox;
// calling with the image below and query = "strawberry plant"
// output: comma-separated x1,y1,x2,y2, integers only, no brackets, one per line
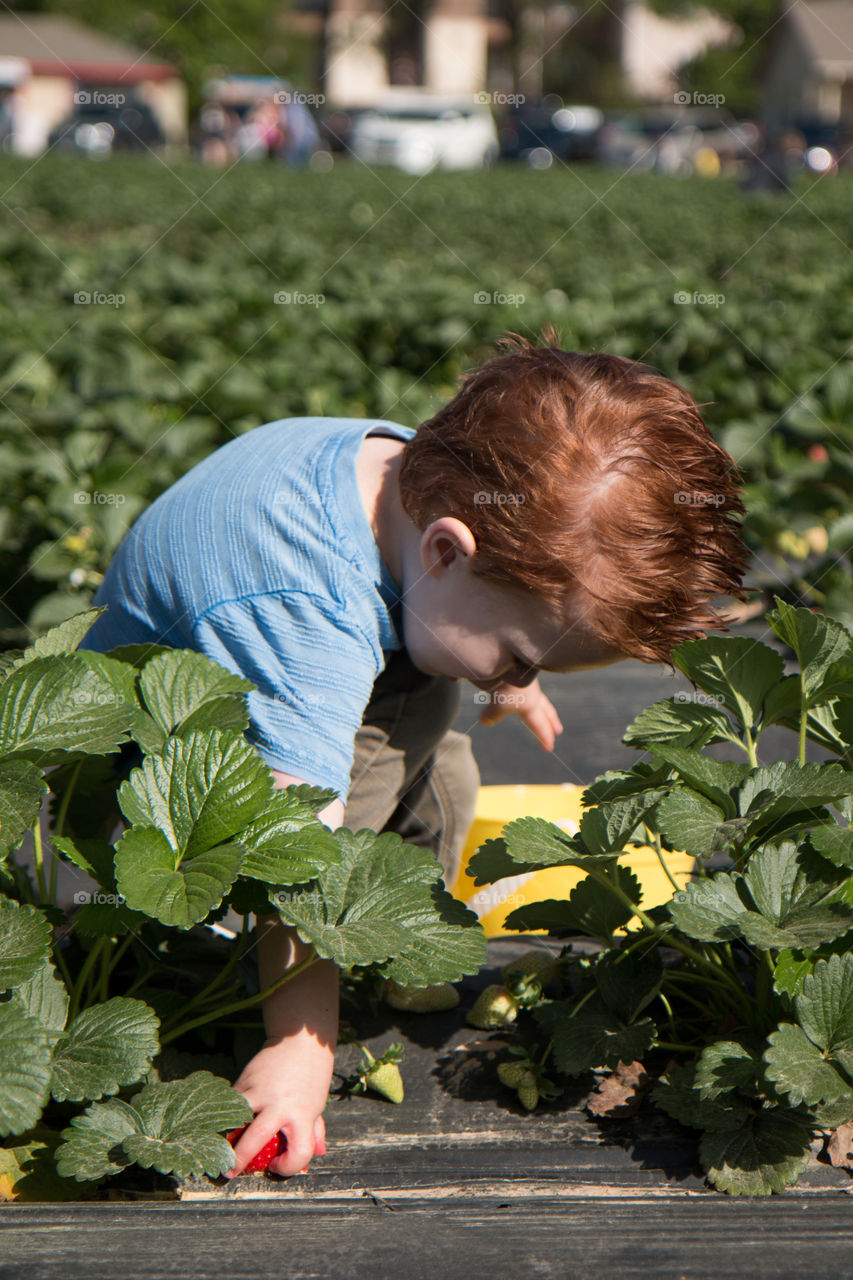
467,598,853,1195
0,606,485,1198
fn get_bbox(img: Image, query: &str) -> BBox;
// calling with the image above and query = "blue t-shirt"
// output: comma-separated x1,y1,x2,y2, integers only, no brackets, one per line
79,416,417,800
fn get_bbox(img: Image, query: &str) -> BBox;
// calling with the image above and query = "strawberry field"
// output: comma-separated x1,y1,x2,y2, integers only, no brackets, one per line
1,153,852,641
2,155,853,1204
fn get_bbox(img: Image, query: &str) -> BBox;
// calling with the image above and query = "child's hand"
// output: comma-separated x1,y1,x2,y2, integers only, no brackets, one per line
477,677,564,751
225,1038,332,1178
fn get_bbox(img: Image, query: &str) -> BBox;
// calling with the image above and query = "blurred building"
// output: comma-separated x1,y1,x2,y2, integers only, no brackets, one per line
286,1,738,105
0,14,186,154
762,0,853,128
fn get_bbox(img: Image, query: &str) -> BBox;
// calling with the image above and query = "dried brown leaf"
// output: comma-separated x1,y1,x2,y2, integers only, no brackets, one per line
827,1122,853,1170
585,1059,649,1118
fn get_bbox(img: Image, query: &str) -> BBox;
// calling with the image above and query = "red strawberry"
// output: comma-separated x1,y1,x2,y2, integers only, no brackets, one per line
225,1124,327,1174
226,1124,287,1173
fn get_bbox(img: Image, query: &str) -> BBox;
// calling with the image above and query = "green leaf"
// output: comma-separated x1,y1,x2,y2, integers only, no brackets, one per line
277,828,485,979
237,785,340,885
54,1097,141,1181
0,898,52,989
700,1108,813,1195
763,1023,851,1105
138,649,254,739
668,874,750,942
0,654,132,762
117,728,274,858
577,792,665,856
9,960,69,1050
0,759,47,862
795,954,853,1074
113,826,244,929
650,744,746,814
767,598,853,706
120,1071,253,1178
504,867,641,944
622,694,737,749
774,950,814,1000
653,1062,751,1131
466,836,545,885
695,1040,760,1100
533,1000,656,1075
11,607,107,663
0,1004,52,1136
501,815,623,868
810,823,853,868
738,762,853,830
49,998,160,1102
671,636,785,735
740,842,853,949
657,787,728,858
594,949,663,1023
581,763,670,806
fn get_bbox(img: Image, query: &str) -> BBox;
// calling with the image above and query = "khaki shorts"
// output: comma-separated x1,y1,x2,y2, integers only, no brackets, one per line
342,646,480,890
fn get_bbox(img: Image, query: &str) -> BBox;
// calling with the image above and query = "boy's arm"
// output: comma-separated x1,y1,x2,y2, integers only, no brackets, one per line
225,770,344,1178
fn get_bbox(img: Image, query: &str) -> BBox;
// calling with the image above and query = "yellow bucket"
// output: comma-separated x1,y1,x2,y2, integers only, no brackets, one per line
448,783,696,938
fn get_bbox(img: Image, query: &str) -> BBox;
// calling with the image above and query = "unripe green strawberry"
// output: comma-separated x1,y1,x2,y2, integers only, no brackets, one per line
497,1061,526,1089
467,984,519,1029
365,1060,404,1103
501,951,558,988
517,1070,539,1111
383,980,460,1012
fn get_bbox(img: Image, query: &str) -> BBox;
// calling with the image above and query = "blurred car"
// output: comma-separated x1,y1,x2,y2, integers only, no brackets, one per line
787,118,845,174
596,107,760,176
498,98,604,167
49,100,165,156
349,93,499,173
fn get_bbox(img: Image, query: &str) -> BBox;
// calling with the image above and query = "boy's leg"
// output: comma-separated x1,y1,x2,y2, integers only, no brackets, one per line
342,647,480,889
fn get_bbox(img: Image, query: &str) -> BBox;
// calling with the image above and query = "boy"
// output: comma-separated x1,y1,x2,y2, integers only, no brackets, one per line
78,327,749,1177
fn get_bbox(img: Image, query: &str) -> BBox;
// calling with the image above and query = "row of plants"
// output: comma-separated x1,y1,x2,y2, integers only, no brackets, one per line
0,607,486,1198
1,155,851,641
463,598,853,1194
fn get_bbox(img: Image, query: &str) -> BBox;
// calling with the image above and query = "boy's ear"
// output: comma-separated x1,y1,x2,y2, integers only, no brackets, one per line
420,517,477,576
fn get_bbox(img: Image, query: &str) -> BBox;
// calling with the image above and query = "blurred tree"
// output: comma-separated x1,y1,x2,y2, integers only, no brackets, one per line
10,1,319,115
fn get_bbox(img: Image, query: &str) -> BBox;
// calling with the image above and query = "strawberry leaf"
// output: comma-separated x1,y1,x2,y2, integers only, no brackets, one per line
653,1062,751,1132
120,1071,253,1178
504,867,641,944
0,759,47,862
138,649,254,740
670,636,785,736
55,1097,141,1181
622,694,737,749
700,1108,812,1195
0,898,52,989
657,788,729,858
0,654,132,764
763,1023,851,1105
8,960,69,1050
533,1001,656,1075
114,826,244,928
794,954,853,1074
49,998,160,1102
0,1004,53,1136
695,1039,761,1099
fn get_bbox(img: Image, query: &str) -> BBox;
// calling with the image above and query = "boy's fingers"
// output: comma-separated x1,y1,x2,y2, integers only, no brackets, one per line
223,1118,280,1178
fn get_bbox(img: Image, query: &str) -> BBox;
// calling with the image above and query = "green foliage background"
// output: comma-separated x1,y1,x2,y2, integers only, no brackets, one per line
1,154,851,643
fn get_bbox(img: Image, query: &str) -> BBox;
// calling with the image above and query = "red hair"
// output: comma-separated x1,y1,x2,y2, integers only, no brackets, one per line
397,326,750,666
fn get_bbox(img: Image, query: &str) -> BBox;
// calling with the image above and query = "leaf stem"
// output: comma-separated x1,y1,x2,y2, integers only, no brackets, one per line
160,919,250,1032
645,825,682,895
159,946,319,1046
68,938,107,1021
31,820,48,903
53,759,83,839
99,937,113,1002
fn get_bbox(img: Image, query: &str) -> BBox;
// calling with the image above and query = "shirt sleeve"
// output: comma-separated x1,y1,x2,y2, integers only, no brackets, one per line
190,591,382,800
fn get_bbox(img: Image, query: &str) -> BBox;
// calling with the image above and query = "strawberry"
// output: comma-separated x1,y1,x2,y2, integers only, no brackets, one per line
225,1125,326,1175
382,979,460,1012
364,1059,404,1103
225,1124,286,1173
467,984,519,1029
517,1070,539,1111
501,951,558,989
497,1061,526,1089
